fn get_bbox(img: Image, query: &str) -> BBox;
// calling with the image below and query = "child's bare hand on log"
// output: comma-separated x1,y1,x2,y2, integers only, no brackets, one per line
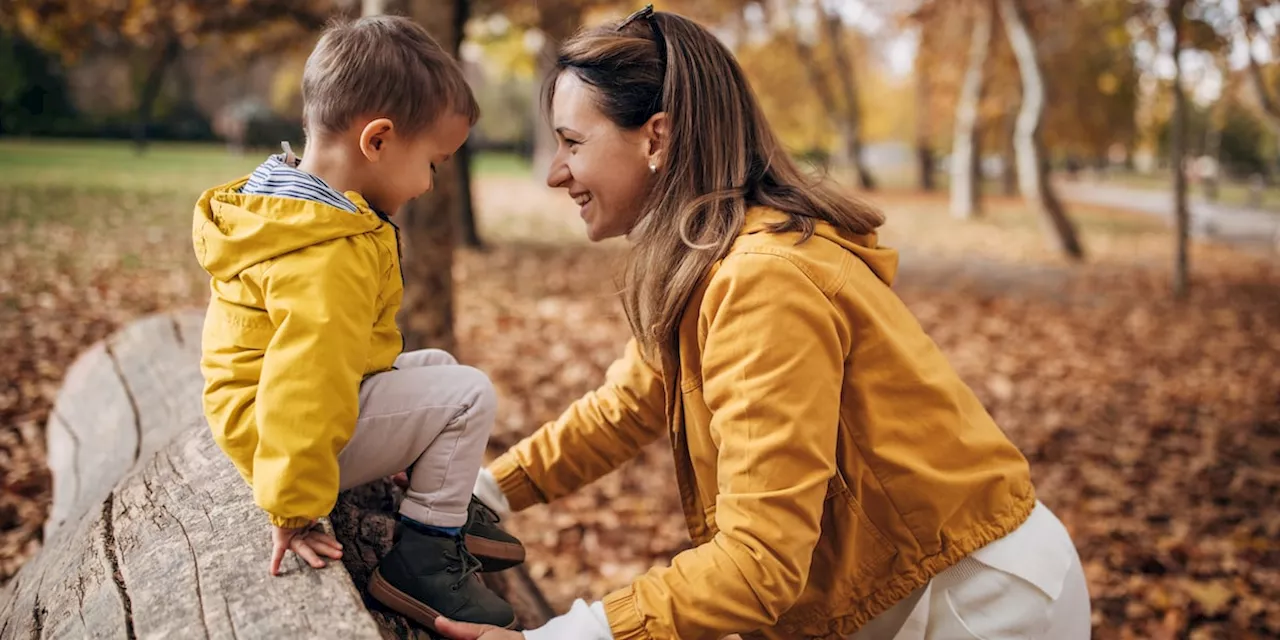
269,522,344,576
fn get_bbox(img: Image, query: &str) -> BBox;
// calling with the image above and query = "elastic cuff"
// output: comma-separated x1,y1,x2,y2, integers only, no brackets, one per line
487,453,546,512
268,514,314,529
603,586,649,640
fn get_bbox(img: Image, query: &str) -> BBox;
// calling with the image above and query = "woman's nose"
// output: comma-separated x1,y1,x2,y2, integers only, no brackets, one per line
546,153,570,189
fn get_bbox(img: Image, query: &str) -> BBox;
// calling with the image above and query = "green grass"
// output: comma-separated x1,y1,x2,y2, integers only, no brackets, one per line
0,138,539,253
0,137,1180,267
0,139,262,193
472,151,531,177
0,138,532,194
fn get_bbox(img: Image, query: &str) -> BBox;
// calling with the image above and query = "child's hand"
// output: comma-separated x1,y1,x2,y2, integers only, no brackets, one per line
269,522,344,576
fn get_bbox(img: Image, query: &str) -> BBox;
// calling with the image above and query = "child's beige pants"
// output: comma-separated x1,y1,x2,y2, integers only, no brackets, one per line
336,349,495,528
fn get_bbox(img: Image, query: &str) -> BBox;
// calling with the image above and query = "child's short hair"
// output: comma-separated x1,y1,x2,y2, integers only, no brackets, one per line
302,15,480,137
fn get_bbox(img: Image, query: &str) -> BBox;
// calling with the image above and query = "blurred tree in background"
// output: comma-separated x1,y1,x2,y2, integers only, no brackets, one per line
1,0,1279,279
3,4,1280,638
0,0,337,149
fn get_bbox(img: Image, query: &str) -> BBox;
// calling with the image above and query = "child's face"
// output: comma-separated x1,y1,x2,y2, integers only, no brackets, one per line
361,111,471,214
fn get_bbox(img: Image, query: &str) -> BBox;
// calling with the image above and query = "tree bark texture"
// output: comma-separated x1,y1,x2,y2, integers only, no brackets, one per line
997,0,1085,259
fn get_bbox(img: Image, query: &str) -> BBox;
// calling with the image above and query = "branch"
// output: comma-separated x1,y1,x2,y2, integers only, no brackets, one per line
822,4,863,124
1242,9,1280,123
788,9,841,120
197,2,333,37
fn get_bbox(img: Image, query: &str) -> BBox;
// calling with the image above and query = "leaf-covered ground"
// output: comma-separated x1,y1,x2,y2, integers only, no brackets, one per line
2,142,1278,638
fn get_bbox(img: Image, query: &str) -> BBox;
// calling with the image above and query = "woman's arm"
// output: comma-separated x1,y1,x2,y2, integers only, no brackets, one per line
603,252,846,640
488,338,668,512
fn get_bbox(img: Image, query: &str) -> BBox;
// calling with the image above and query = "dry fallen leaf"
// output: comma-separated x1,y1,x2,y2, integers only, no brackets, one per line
1183,579,1236,617
2,175,1278,639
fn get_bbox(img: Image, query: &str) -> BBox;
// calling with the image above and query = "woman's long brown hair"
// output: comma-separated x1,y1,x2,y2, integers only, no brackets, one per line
546,9,885,362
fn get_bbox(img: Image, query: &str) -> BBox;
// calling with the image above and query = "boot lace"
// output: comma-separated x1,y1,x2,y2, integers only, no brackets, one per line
443,537,484,591
470,496,502,526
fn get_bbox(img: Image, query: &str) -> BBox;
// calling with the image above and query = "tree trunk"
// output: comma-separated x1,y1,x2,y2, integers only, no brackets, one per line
1203,120,1221,202
457,140,482,248
532,35,560,181
386,0,463,353
917,145,936,193
532,5,584,180
951,0,993,219
133,38,180,154
1202,77,1229,202
0,313,554,638
997,0,1084,259
822,7,876,190
795,35,841,144
971,123,984,200
1243,9,1280,137
452,0,481,250
1171,0,1191,298
1001,107,1019,195
915,48,936,192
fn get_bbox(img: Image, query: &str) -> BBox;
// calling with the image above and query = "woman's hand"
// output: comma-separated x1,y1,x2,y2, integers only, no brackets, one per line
473,468,511,518
434,617,523,640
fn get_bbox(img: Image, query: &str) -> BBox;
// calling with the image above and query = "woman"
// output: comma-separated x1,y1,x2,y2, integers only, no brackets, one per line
438,6,1090,640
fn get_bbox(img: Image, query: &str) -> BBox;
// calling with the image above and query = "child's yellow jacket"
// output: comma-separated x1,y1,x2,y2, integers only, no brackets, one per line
192,177,403,528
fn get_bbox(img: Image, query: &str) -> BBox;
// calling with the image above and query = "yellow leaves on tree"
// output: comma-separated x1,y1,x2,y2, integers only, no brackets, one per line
3,0,333,61
736,29,910,155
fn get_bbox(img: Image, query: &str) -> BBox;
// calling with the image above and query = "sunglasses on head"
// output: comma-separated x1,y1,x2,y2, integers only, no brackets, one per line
618,4,666,65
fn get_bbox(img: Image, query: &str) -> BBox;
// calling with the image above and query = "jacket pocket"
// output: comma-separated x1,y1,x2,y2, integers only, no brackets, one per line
702,502,720,538
831,470,896,575
775,472,899,638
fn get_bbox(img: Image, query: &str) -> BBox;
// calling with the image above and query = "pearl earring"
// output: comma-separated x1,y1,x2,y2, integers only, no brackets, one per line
649,162,657,174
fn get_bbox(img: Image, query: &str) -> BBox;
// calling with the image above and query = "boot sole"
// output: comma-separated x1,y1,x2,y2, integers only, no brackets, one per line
368,568,517,631
465,534,526,572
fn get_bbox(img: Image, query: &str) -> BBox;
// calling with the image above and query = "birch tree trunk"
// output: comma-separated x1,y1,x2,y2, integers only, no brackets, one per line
997,0,1084,259
951,0,993,219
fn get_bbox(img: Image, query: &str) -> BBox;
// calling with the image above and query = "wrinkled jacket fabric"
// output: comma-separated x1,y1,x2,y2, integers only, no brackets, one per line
490,207,1035,639
193,177,403,528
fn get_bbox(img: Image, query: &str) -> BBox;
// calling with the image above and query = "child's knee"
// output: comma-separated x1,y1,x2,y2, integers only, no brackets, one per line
456,365,498,422
421,349,459,366
397,348,459,368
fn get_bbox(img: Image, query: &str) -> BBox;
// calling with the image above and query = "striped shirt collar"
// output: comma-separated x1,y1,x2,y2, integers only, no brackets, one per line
240,142,359,213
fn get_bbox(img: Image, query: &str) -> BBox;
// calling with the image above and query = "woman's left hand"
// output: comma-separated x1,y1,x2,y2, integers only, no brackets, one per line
434,617,523,640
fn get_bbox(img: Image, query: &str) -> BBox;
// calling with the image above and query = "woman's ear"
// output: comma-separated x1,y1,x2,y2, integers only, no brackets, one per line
359,118,395,161
644,112,669,172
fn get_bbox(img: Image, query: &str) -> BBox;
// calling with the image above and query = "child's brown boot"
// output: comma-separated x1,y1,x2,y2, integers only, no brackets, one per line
369,524,516,631
463,495,526,572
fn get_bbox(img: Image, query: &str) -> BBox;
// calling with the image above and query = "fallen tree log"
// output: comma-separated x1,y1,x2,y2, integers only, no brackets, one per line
0,312,554,639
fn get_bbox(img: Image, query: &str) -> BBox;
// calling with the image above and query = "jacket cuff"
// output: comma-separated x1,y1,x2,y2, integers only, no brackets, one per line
603,586,650,640
268,513,314,529
487,452,545,512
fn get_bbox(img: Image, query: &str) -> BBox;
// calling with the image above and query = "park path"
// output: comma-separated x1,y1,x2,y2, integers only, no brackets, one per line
1056,180,1280,251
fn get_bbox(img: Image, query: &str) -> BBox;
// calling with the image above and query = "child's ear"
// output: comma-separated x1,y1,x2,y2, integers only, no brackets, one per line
359,118,395,161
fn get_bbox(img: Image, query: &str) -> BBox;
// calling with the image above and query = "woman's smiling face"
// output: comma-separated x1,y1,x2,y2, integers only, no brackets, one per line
544,72,658,242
